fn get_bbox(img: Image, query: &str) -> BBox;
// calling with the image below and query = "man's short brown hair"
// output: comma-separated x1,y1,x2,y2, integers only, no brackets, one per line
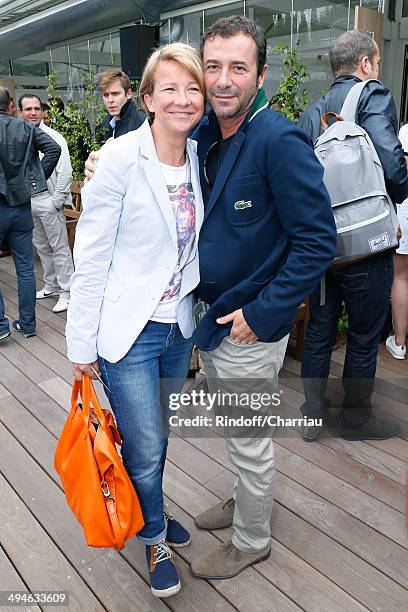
98,69,131,93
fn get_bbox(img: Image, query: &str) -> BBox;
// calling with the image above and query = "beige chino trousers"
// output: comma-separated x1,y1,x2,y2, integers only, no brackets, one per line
200,333,288,552
31,191,74,298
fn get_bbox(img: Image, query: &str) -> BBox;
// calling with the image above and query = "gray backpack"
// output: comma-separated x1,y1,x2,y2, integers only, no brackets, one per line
314,80,399,266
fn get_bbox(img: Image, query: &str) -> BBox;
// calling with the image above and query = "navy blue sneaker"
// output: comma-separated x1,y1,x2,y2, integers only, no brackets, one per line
12,320,36,338
165,510,191,548
146,541,181,597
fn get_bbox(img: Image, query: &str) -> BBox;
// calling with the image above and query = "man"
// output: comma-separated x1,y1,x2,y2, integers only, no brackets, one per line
98,69,145,142
299,30,408,442
0,87,61,339
19,94,74,313
188,16,336,579
0,95,17,258
84,17,336,579
41,102,51,126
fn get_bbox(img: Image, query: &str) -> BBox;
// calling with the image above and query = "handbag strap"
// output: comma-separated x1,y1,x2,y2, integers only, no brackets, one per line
71,375,107,429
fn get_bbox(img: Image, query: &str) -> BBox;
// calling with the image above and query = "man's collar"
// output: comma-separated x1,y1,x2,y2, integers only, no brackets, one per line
118,98,132,120
248,88,268,121
333,74,362,84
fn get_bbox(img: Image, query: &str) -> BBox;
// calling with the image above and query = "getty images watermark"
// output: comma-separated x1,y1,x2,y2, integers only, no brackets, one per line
168,389,322,431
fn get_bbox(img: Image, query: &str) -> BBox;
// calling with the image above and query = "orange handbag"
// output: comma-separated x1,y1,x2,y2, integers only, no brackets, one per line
54,375,144,550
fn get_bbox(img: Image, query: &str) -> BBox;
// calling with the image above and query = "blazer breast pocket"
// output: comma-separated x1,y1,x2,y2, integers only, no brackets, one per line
224,174,266,226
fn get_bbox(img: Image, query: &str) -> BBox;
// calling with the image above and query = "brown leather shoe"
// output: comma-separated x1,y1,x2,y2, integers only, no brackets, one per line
0,249,11,258
190,539,271,579
194,498,235,530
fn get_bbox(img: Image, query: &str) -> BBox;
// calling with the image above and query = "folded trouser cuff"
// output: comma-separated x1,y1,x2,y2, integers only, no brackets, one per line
136,525,167,545
231,533,271,553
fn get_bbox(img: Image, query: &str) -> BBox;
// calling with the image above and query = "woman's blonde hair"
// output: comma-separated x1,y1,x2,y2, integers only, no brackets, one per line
139,43,204,117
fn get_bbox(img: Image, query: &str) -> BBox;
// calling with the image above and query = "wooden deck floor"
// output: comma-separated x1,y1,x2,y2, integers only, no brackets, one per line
0,255,407,612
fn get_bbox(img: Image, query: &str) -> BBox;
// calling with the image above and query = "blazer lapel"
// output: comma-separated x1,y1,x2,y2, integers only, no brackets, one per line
187,140,204,242
204,131,246,220
139,123,178,248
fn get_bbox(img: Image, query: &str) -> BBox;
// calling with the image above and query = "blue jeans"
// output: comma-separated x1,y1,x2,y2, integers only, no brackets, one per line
301,252,394,427
99,321,193,545
0,203,36,335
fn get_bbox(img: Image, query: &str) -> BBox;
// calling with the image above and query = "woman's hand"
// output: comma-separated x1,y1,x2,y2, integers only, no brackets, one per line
72,361,100,381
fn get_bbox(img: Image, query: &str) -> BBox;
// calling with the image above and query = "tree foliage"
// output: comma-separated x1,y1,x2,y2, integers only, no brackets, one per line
46,70,106,180
269,42,308,123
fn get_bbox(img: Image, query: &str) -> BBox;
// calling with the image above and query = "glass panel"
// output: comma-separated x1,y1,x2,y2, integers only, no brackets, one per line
403,0,408,18
160,18,170,44
292,1,359,106
361,0,383,10
170,12,203,49
204,2,244,29
246,1,293,102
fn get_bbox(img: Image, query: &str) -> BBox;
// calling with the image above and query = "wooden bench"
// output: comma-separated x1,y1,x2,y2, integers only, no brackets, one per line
64,180,83,253
291,300,309,361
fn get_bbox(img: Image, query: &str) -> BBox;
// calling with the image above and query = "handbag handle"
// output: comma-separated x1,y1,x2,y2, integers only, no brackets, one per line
72,375,107,429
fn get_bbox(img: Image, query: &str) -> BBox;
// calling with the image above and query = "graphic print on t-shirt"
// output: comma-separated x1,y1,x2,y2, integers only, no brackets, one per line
161,181,196,301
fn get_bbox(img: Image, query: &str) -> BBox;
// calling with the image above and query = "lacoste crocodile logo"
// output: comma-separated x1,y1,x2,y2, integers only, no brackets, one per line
234,200,252,210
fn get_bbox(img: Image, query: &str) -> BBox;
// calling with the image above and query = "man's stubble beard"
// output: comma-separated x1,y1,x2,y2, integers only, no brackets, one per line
208,81,260,121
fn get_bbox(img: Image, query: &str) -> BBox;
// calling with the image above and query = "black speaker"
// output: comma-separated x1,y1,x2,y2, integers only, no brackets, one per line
120,24,159,80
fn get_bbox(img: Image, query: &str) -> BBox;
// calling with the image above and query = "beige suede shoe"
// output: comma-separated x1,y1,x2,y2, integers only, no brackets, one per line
190,539,271,579
194,498,235,530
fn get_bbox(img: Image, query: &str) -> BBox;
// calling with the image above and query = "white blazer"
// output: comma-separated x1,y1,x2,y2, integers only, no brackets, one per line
66,120,204,364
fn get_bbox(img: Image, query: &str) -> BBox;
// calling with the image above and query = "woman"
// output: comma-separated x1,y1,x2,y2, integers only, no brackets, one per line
66,43,204,597
386,124,408,359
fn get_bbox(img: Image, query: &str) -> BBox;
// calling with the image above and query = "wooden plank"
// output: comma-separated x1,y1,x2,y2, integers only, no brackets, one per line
364,436,408,462
0,381,11,399
0,337,59,385
0,424,168,612
0,354,67,437
267,378,408,481
0,475,103,611
7,331,73,383
321,434,407,484
275,436,406,512
0,547,41,612
273,443,406,545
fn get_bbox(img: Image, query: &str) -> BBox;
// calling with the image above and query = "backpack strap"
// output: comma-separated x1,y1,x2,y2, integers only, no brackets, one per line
339,79,381,122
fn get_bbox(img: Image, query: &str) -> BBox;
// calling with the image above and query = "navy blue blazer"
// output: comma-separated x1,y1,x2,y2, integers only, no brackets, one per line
193,101,337,352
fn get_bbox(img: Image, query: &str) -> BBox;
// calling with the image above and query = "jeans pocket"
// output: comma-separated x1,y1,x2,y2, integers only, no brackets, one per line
335,262,370,292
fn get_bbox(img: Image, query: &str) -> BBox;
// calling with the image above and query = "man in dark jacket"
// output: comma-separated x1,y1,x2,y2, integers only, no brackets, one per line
0,86,61,340
299,30,408,441
190,16,336,580
98,69,145,142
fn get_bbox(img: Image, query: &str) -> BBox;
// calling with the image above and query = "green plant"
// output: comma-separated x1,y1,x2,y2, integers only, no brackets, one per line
269,41,308,123
337,307,349,332
46,70,106,179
